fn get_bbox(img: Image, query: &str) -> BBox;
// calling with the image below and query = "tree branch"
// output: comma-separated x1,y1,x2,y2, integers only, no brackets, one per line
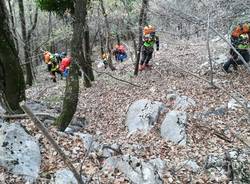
27,7,39,41
19,101,84,184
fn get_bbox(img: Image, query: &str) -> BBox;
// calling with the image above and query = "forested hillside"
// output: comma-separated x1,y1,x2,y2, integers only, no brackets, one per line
0,0,250,183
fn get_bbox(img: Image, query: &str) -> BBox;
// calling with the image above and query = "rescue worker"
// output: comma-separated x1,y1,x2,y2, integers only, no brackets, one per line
60,56,71,77
50,54,63,82
102,53,109,69
113,44,127,62
223,22,250,73
139,25,159,71
43,51,52,72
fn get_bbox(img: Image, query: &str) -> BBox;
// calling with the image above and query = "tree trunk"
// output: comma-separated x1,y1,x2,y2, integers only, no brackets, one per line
18,0,38,86
54,61,79,131
121,0,138,62
84,24,95,81
70,0,93,87
90,28,100,55
134,0,148,75
0,0,25,113
100,0,116,70
7,0,19,53
116,33,120,45
55,0,91,131
100,31,104,56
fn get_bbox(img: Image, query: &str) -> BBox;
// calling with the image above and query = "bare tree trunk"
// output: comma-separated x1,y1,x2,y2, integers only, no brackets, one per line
121,0,138,62
99,0,116,70
55,0,92,131
134,0,148,75
18,0,38,86
116,33,120,45
100,31,105,56
54,61,79,131
206,13,213,86
48,12,55,52
0,0,25,113
90,28,100,55
7,0,19,53
84,24,95,81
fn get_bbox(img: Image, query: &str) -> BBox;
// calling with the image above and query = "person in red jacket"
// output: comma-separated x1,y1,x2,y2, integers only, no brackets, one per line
59,56,71,77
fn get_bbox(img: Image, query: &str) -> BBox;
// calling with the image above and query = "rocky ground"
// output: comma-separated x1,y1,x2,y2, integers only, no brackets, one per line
0,36,250,184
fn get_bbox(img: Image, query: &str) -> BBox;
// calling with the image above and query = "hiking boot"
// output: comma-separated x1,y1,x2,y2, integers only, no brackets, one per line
222,66,232,73
139,64,145,71
233,65,238,71
145,64,152,68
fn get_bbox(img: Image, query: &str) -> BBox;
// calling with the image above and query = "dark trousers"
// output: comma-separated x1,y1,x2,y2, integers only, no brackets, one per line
223,49,250,71
140,46,154,65
47,63,52,72
51,70,63,82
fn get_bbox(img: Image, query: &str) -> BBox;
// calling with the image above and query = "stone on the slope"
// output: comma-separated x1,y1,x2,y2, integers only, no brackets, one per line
173,96,196,111
126,99,165,134
103,155,165,184
200,54,227,68
184,160,200,172
205,150,250,183
213,54,228,65
203,106,226,117
75,133,100,151
161,111,187,145
65,117,87,134
52,168,86,184
26,100,48,112
0,122,41,182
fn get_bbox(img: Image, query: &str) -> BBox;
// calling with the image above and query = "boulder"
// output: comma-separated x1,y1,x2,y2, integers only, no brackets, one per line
184,160,200,172
203,105,226,117
161,111,187,145
52,168,86,184
103,155,165,184
205,150,250,183
126,99,165,134
75,133,99,151
173,96,196,111
65,117,87,134
0,122,41,182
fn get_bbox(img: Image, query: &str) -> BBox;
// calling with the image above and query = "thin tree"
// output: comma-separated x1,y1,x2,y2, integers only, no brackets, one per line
0,0,25,113
37,0,94,131
18,0,38,86
134,0,149,75
99,0,116,70
55,0,91,131
7,0,19,52
82,0,95,81
121,0,138,63
206,12,213,86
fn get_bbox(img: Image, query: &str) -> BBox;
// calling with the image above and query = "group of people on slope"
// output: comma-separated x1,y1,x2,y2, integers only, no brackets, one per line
43,51,71,82
101,25,159,71
101,22,250,74
223,22,250,73
43,22,250,78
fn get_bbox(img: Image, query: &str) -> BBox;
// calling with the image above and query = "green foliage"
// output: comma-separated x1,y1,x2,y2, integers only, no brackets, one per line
36,0,74,15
